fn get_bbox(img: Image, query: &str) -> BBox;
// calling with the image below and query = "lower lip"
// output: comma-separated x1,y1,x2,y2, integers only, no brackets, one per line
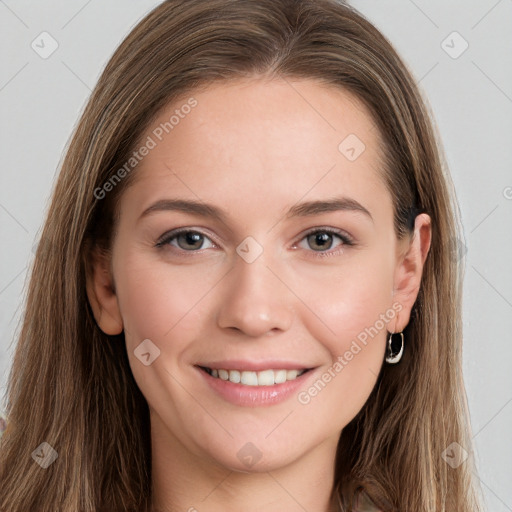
196,367,314,407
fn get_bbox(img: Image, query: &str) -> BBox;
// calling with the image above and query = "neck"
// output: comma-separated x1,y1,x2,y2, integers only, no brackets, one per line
149,412,340,512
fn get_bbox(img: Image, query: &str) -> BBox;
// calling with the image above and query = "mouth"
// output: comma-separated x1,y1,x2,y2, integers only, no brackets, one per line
197,366,312,386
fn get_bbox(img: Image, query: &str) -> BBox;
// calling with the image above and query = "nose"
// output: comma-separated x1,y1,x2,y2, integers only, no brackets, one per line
215,248,294,338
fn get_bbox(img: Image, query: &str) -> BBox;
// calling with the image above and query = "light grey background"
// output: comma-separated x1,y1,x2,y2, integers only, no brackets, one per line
1,1,511,510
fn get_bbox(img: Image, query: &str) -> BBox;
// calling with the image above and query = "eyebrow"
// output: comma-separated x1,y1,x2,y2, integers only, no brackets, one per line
138,196,373,223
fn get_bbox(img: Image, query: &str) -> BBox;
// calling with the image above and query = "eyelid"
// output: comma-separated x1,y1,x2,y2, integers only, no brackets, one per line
297,226,355,245
155,227,219,248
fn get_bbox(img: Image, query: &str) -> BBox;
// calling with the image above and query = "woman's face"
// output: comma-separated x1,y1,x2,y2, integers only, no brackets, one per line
90,78,428,473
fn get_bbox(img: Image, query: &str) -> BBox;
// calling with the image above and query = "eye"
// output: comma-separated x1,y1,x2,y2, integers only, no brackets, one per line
155,227,354,257
295,228,354,255
156,229,215,251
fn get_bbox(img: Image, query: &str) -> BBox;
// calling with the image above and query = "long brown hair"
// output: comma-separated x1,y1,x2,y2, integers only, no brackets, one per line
0,1,483,510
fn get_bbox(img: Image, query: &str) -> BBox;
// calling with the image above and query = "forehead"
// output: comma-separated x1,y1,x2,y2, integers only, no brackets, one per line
121,77,388,221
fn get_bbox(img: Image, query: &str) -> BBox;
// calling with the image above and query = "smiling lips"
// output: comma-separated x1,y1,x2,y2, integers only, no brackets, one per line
199,366,308,386
196,362,315,406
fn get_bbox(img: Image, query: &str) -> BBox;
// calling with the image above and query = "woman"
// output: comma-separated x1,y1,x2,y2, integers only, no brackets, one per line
0,0,483,510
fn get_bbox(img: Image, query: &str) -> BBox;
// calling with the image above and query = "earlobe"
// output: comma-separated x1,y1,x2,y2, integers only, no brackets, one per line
85,247,124,335
392,213,432,331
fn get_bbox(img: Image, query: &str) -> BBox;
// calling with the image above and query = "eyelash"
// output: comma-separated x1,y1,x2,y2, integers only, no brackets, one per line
155,226,355,259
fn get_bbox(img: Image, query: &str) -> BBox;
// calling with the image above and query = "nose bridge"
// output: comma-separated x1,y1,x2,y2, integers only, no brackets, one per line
216,237,293,336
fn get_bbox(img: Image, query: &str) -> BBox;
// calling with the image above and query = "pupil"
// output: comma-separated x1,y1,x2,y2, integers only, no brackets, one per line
310,232,332,250
180,232,202,250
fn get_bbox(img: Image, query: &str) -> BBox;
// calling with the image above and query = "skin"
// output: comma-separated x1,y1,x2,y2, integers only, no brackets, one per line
87,78,431,512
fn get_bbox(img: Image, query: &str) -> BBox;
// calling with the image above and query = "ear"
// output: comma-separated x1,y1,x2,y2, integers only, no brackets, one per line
392,213,432,332
85,246,124,335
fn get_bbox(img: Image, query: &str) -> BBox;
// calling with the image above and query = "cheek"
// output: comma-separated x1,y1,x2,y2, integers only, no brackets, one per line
291,255,394,420
293,251,394,348
112,251,221,419
113,250,220,349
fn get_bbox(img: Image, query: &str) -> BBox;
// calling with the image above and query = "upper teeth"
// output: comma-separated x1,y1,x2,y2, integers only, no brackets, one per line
206,368,306,386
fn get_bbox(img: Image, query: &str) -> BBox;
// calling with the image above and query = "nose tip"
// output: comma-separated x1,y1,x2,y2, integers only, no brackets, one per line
220,309,288,339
